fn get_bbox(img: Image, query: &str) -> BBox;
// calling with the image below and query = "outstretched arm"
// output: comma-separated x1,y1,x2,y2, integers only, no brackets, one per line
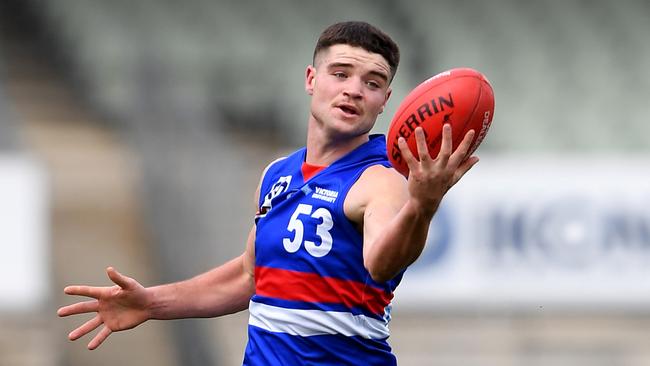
359,124,479,282
146,226,256,320
58,226,256,350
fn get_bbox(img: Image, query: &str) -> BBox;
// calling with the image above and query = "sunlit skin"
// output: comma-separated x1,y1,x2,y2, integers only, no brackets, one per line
57,42,480,351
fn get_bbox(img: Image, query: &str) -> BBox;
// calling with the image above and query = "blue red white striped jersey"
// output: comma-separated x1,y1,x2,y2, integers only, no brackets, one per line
243,135,404,365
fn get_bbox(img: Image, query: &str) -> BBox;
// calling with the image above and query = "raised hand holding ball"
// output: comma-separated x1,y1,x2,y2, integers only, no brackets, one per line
387,68,495,177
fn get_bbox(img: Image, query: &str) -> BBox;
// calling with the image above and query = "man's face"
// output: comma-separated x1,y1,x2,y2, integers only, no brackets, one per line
305,44,392,139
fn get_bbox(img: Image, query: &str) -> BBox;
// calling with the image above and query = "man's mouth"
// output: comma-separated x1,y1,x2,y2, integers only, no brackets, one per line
337,104,360,116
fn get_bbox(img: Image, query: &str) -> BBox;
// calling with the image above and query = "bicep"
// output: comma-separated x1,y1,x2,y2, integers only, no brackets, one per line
242,165,266,280
243,226,256,278
362,187,408,253
243,156,285,282
354,167,409,256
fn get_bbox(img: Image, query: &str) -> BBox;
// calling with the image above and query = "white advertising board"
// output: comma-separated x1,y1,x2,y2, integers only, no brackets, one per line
0,156,48,311
396,156,650,311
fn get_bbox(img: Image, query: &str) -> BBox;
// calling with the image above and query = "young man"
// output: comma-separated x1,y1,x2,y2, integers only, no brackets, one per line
58,21,479,365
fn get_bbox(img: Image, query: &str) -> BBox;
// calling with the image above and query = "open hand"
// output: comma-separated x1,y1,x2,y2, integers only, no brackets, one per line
397,124,479,215
58,267,151,350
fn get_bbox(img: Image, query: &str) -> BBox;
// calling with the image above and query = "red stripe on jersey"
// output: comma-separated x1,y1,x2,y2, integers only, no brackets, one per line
255,266,393,316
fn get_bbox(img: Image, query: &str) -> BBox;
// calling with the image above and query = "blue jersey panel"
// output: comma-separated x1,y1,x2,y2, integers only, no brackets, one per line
244,325,397,366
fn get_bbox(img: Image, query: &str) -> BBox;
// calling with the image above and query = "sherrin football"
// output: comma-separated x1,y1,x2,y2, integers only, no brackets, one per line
386,68,495,177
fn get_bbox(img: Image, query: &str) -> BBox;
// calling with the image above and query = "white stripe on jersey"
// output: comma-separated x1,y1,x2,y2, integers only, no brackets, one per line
248,300,390,339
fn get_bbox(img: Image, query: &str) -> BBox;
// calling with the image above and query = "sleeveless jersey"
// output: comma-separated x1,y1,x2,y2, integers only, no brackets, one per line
243,135,404,365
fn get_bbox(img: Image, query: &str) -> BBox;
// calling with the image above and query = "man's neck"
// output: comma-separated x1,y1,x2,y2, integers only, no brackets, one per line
305,123,370,166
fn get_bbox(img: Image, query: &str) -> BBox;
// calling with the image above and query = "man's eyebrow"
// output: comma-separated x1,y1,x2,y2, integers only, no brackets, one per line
368,70,389,82
327,62,354,70
327,62,389,82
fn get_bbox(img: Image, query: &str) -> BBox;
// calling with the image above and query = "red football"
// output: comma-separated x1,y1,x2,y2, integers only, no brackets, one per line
386,68,495,177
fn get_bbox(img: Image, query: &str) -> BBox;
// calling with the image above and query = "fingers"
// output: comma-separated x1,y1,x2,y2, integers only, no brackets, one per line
437,124,453,164
399,125,478,178
106,267,135,290
452,155,480,186
64,285,106,299
414,127,431,164
449,128,476,167
88,325,112,350
397,136,418,173
63,266,132,299
398,127,432,173
66,317,113,350
58,300,99,317
69,315,103,341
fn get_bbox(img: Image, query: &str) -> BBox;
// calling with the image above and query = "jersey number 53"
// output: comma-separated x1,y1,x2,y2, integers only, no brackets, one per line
283,204,333,257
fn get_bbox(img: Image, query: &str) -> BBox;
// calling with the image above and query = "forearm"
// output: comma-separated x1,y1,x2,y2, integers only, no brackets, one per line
364,199,435,283
147,254,255,320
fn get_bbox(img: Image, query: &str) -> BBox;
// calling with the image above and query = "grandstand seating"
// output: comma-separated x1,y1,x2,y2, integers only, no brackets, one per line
0,57,21,151
26,0,650,151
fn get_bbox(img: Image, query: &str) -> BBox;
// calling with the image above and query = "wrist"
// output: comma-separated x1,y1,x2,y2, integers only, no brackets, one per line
405,197,439,220
145,285,168,320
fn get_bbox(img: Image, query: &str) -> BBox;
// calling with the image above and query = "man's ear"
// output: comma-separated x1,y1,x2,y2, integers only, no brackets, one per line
305,65,316,95
379,87,392,114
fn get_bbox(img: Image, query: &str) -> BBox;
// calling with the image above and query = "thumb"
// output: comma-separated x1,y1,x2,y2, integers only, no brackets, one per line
106,267,136,290
452,155,480,186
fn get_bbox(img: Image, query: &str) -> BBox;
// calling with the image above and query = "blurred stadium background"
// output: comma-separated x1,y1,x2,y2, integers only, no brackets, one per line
0,0,649,365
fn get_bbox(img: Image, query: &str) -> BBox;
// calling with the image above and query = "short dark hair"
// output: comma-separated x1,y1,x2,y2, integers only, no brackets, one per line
313,21,400,81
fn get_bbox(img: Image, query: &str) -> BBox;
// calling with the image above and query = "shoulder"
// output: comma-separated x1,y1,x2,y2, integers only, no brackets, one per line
255,156,288,203
261,156,288,178
344,164,408,225
259,146,307,181
356,164,406,188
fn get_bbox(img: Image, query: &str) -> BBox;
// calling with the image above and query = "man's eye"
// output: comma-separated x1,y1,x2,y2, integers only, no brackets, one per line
366,81,380,89
334,72,347,78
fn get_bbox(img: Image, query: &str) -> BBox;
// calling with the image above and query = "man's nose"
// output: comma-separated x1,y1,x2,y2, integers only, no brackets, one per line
343,79,363,99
